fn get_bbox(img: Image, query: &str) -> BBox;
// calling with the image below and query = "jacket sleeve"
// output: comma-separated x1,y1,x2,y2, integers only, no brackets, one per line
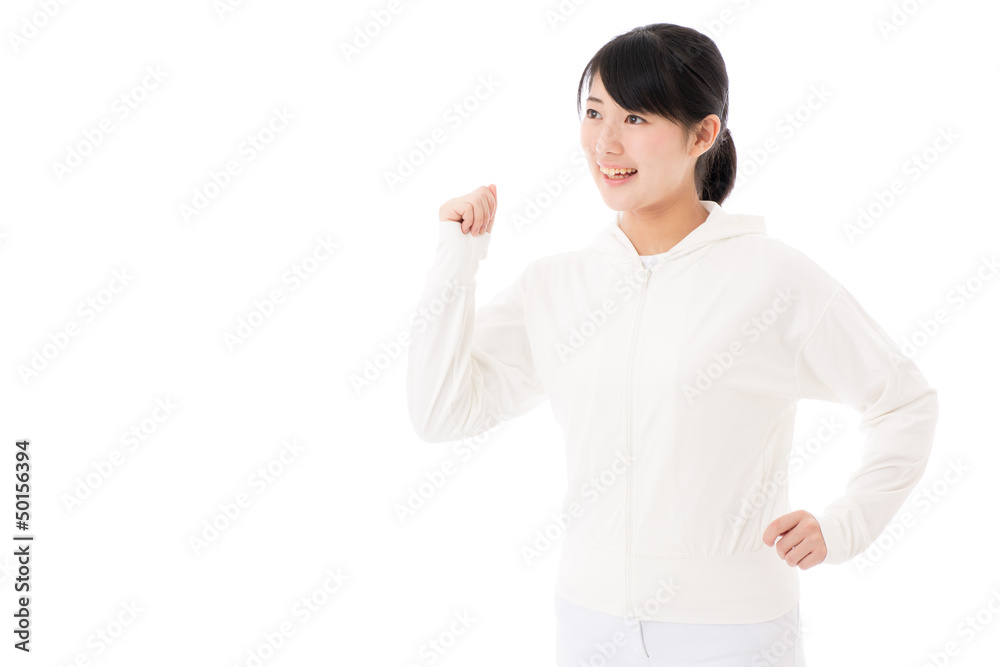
795,285,939,565
406,220,547,443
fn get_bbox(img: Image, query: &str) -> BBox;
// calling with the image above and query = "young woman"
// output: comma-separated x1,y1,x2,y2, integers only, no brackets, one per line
407,23,938,666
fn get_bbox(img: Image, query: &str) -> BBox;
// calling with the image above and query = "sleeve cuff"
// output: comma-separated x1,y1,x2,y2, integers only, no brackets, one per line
816,513,849,565
434,220,492,284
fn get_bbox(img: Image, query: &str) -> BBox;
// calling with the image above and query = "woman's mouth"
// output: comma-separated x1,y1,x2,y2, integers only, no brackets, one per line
600,167,638,185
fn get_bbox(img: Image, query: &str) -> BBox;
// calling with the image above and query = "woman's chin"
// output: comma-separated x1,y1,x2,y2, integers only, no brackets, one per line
597,187,637,206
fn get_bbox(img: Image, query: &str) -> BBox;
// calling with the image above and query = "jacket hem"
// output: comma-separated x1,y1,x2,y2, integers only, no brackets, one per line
555,543,801,624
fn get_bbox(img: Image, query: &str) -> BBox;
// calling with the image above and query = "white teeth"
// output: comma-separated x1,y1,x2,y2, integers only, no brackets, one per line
600,166,637,175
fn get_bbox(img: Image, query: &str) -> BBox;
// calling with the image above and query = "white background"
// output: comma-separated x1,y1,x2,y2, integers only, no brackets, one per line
1,0,998,665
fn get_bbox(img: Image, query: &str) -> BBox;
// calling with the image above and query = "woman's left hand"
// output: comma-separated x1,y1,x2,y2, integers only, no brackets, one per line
762,510,828,569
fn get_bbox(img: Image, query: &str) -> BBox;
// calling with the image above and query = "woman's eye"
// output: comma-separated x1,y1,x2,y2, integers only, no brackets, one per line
584,109,644,123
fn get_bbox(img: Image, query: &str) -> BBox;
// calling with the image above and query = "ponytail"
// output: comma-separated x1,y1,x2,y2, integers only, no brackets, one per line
697,126,736,205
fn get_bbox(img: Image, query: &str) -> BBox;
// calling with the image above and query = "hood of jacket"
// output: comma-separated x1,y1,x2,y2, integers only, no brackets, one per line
589,200,768,269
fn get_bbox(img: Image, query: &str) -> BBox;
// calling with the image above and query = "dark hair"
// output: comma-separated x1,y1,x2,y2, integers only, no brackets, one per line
577,23,736,205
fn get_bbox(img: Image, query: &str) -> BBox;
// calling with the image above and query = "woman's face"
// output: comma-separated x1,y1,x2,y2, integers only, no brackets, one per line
581,72,716,214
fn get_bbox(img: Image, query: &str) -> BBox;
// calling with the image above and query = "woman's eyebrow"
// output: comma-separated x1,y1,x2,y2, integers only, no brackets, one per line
586,96,603,104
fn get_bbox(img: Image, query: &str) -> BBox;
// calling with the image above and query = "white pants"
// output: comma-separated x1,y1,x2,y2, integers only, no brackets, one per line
554,595,807,666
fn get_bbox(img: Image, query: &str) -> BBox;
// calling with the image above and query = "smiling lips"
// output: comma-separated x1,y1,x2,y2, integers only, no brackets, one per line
599,164,638,182
598,162,638,182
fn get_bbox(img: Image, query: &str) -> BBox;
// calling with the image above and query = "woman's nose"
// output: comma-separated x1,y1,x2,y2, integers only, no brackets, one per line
595,127,621,154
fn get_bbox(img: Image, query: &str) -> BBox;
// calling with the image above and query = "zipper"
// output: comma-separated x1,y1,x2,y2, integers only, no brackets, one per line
624,264,650,619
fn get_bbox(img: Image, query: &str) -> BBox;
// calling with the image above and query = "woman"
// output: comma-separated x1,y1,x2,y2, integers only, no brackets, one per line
406,23,938,666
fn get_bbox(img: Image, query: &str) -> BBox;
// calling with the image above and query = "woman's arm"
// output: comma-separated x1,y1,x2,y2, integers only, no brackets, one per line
795,285,940,565
406,220,547,443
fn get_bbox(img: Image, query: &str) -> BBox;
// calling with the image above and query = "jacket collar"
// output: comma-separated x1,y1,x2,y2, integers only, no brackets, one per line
590,200,767,270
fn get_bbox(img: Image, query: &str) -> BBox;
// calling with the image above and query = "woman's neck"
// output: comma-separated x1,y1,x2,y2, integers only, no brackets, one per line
619,199,710,256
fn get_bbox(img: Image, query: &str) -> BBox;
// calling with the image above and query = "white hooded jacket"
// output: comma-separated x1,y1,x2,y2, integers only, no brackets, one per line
406,200,939,624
